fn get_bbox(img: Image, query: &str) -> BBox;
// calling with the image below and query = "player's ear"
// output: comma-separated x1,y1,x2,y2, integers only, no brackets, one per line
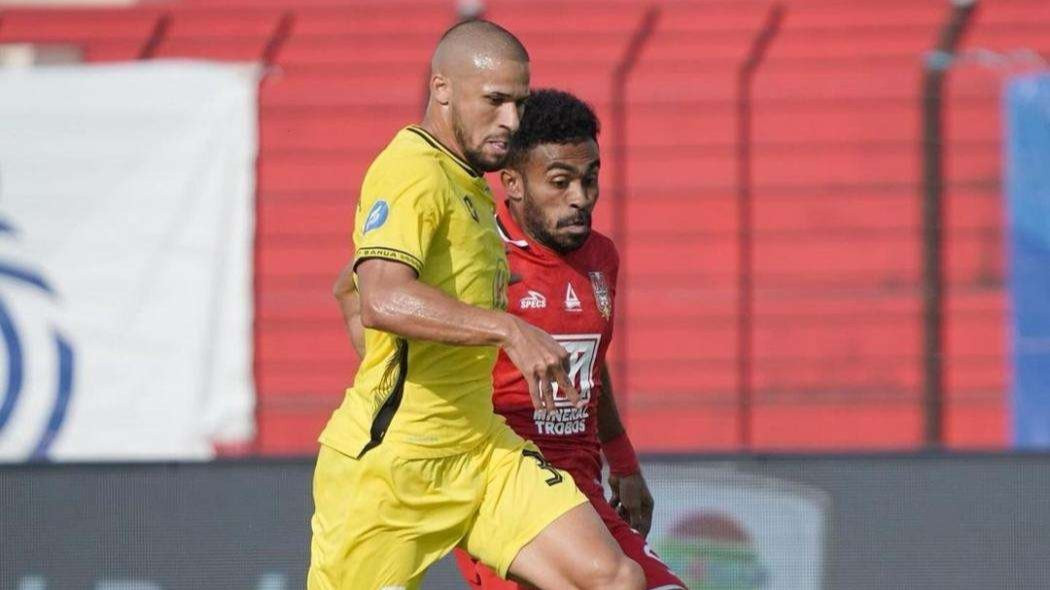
501,168,523,201
431,74,451,105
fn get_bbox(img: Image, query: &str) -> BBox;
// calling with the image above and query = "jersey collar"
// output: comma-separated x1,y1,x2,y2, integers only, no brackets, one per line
405,125,483,179
495,211,530,249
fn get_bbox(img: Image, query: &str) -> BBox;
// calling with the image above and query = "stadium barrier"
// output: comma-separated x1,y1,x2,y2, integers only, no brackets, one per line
3,451,1048,590
0,0,1036,453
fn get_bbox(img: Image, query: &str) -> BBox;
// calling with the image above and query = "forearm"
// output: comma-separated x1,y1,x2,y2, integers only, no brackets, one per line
597,363,626,443
333,263,367,358
597,363,641,477
358,261,513,347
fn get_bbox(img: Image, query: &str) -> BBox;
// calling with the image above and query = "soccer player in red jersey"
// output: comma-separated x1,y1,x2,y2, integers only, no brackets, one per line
451,88,688,589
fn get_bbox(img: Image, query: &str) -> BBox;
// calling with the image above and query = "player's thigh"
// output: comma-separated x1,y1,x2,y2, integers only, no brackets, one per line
459,427,589,579
508,500,640,588
308,444,475,589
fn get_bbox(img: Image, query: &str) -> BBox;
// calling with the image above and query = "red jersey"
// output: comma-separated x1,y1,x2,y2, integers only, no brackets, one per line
492,208,619,480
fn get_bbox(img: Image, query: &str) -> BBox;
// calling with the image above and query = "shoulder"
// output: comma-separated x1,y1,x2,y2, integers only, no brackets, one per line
363,148,452,211
368,149,449,190
585,230,620,270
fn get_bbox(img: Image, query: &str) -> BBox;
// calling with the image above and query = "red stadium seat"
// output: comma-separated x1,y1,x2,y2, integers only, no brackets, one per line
7,0,1035,454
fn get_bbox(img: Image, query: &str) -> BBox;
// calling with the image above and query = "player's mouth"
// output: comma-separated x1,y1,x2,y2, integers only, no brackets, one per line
558,214,592,234
486,138,509,155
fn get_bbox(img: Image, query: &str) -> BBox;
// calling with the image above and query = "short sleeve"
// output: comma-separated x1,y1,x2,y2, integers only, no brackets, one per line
353,158,449,275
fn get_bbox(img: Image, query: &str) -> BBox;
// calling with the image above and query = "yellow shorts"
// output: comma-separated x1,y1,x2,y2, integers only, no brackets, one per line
307,422,588,590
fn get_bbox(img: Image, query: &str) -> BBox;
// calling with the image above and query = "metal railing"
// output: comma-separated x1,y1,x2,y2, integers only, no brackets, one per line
920,0,979,447
735,3,786,449
610,5,661,413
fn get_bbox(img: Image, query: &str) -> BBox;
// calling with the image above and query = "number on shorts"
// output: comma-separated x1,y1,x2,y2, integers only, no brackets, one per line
522,449,563,486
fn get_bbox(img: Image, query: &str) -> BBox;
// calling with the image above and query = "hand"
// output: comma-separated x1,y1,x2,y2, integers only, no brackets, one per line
332,263,366,358
608,472,654,538
501,315,581,413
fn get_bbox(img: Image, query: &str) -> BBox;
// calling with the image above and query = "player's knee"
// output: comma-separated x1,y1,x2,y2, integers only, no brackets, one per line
619,558,646,590
583,556,644,590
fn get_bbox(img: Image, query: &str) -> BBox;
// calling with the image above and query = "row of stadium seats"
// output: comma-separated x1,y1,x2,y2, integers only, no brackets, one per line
2,0,1047,453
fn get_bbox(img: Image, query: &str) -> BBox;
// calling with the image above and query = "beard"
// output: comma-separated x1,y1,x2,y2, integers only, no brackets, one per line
521,179,591,254
451,104,507,173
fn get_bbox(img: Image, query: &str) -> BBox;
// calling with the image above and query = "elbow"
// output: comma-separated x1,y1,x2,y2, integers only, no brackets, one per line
333,273,354,301
357,296,388,331
358,300,380,330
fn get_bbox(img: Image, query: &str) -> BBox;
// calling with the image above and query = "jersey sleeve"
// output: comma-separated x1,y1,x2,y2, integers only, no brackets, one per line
353,157,449,275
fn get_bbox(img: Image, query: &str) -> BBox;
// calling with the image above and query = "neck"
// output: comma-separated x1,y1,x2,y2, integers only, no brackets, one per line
420,104,469,164
507,201,529,238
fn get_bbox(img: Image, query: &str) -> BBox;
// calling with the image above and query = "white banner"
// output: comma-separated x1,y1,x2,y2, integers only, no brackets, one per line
645,465,828,590
0,61,259,461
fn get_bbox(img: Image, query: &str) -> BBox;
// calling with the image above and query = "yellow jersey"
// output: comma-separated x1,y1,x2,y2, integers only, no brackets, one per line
319,125,511,459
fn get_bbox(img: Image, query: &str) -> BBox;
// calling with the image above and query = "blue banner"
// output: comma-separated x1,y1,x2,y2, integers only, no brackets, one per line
1007,73,1050,447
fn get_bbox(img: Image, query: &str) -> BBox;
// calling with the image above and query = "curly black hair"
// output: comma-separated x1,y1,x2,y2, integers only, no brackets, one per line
506,88,600,169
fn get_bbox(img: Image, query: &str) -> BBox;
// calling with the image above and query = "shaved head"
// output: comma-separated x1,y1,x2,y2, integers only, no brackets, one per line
423,20,530,172
431,20,529,78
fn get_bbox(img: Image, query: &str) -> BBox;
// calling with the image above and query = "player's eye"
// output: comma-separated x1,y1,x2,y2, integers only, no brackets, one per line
583,175,598,188
550,177,569,189
486,95,503,106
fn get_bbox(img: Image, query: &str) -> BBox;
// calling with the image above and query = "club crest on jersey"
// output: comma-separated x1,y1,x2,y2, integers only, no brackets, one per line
520,290,546,310
462,195,480,222
564,283,582,312
589,271,612,320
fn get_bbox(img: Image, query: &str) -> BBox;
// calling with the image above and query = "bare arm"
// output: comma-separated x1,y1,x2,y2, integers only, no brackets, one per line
598,363,654,538
333,262,366,359
597,363,626,443
356,258,516,346
352,258,581,412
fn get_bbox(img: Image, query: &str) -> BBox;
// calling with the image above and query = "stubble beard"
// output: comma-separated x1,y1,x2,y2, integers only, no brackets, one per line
521,178,588,254
451,105,506,173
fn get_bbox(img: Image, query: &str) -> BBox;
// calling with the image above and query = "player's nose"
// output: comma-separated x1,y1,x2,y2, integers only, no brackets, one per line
566,182,590,207
498,101,521,133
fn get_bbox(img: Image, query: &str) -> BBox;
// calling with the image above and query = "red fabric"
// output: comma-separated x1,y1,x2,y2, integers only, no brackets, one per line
491,208,619,473
603,431,641,477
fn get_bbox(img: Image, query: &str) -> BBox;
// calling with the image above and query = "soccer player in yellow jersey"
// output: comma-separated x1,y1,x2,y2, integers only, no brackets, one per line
308,20,645,590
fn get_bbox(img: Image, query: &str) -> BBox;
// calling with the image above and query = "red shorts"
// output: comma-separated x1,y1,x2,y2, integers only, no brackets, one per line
453,469,686,589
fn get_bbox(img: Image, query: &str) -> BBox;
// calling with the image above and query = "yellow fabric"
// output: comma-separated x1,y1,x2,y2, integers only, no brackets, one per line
319,125,511,459
307,425,588,589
